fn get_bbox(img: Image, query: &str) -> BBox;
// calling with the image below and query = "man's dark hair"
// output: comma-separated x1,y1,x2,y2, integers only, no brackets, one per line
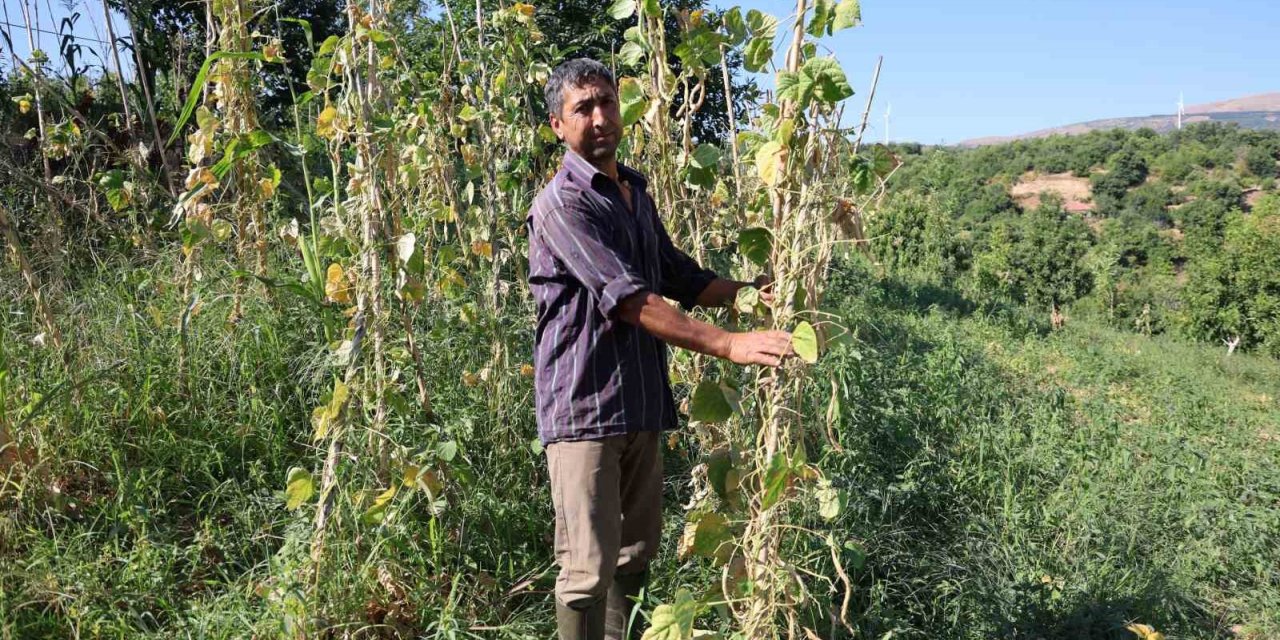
544,58,615,118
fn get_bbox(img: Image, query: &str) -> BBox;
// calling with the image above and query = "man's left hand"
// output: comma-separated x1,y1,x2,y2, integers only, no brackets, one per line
753,275,775,304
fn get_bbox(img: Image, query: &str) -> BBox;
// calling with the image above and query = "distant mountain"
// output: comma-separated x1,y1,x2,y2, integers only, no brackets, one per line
959,93,1280,147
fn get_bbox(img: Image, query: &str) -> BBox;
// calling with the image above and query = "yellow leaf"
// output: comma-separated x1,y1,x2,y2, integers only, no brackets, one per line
462,371,480,387
18,98,31,114
325,263,352,304
415,468,443,496
513,2,535,16
263,41,282,62
470,240,493,259
461,144,479,167
1126,623,1164,640
755,140,787,187
258,177,276,199
520,363,535,378
184,167,219,190
316,105,339,138
186,129,212,164
401,465,420,487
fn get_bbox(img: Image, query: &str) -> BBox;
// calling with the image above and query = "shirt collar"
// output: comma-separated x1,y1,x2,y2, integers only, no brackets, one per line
562,149,649,191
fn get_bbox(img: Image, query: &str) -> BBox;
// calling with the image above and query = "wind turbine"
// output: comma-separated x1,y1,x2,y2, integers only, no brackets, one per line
1177,93,1185,130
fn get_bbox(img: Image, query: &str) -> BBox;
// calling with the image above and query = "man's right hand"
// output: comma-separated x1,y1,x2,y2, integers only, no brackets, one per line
724,330,794,367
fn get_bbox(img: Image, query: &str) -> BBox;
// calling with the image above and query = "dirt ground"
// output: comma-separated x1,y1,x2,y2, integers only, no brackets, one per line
1010,171,1094,212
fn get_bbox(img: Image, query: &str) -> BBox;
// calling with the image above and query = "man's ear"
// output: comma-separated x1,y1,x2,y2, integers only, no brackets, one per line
548,115,565,141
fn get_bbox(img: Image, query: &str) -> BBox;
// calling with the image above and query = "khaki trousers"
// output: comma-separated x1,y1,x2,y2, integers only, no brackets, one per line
547,431,663,608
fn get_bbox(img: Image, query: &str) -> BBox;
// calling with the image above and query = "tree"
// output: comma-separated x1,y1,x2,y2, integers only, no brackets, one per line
870,192,970,281
108,0,345,124
1180,194,1280,356
1244,145,1277,179
1015,200,1094,327
393,0,759,144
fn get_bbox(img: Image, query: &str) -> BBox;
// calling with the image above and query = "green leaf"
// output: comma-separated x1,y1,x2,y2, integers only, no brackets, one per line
777,57,853,109
791,321,819,364
844,539,867,570
608,0,635,19
640,0,660,17
641,589,699,640
105,186,130,212
738,227,772,266
360,486,397,525
242,129,274,149
746,9,779,38
722,8,746,44
690,143,721,170
742,36,773,73
706,448,735,502
437,440,459,463
317,34,341,56
211,218,233,242
675,31,726,68
832,0,862,31
686,511,732,562
815,479,844,520
807,0,832,37
618,77,647,127
689,380,739,423
685,165,715,190
870,143,901,177
285,467,314,510
734,286,759,314
760,452,792,510
850,156,874,195
395,233,425,276
618,41,645,67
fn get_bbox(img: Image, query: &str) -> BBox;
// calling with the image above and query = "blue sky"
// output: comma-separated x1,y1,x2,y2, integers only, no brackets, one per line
1,0,128,80
720,0,1280,143
4,0,1277,143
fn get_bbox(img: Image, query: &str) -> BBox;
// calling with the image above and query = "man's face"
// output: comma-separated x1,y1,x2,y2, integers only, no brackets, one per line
550,77,622,164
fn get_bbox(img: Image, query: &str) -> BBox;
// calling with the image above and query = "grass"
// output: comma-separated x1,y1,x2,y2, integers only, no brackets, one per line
1,255,1278,638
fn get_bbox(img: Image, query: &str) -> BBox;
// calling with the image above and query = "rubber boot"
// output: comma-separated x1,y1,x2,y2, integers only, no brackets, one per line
557,598,606,640
604,570,647,640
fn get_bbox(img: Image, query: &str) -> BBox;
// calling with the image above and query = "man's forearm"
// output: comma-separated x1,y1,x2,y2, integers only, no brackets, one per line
618,291,730,358
695,277,752,307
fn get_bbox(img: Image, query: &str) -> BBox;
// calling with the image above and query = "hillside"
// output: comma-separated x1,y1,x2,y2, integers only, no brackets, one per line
960,92,1280,147
879,121,1280,357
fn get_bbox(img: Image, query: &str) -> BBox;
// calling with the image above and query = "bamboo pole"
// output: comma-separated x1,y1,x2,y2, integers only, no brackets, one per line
120,3,177,196
718,43,743,201
100,0,134,130
18,0,63,281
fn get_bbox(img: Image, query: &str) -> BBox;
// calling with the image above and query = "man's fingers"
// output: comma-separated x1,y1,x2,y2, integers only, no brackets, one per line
751,353,782,367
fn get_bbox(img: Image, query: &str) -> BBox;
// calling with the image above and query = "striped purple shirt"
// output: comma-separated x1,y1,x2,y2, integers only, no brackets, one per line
527,150,717,445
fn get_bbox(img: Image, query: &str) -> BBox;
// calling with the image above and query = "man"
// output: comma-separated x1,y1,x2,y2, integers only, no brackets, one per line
528,58,793,639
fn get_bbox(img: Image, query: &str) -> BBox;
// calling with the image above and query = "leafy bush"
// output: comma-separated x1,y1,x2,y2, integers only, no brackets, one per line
1179,194,1280,355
